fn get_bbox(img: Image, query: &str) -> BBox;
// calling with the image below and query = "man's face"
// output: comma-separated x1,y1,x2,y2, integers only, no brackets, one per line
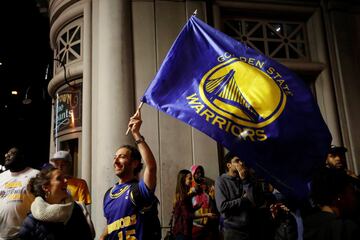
51,159,70,175
227,157,244,174
194,167,204,183
326,153,346,169
4,148,22,169
113,147,138,179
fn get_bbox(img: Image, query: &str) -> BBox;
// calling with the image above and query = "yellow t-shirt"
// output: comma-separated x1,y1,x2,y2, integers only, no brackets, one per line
66,177,91,205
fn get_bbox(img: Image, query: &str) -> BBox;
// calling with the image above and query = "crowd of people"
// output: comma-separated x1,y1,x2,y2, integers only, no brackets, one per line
0,113,359,240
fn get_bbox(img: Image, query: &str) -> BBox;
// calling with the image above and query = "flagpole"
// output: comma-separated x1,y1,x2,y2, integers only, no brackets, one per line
125,102,144,135
192,9,198,16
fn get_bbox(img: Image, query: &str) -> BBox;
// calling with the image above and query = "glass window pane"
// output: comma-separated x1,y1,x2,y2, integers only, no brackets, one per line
268,41,282,55
289,45,301,59
61,32,68,42
69,26,77,41
290,29,304,41
73,28,81,41
266,25,281,39
71,43,81,55
284,23,299,37
248,40,265,54
273,45,287,58
224,20,242,37
269,23,283,36
244,21,258,34
68,51,77,61
249,25,263,38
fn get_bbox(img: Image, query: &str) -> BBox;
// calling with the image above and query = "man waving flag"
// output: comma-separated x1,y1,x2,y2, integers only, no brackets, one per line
141,15,331,200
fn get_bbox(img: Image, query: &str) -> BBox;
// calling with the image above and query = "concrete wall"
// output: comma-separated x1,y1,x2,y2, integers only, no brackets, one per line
322,0,360,173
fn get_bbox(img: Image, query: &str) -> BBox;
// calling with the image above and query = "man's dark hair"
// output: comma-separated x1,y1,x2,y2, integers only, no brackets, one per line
28,166,57,199
120,145,143,175
223,152,237,171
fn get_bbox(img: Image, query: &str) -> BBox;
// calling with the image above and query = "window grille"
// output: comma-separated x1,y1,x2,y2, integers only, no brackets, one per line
55,24,82,70
223,18,308,60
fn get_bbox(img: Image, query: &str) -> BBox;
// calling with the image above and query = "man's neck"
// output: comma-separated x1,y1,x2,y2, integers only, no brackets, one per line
9,165,27,173
118,175,136,184
227,170,238,177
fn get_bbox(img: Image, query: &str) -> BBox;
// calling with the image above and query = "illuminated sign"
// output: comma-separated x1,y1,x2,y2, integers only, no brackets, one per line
54,84,82,134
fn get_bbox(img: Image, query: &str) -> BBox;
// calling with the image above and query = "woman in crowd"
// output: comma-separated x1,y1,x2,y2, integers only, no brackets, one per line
172,169,214,240
172,169,196,240
18,166,92,240
190,165,219,240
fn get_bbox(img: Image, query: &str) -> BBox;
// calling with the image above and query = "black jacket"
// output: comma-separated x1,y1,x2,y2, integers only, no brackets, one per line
303,211,360,240
18,203,92,240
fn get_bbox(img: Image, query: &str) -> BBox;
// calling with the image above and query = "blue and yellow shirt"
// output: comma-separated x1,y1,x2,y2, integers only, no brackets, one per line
103,180,154,240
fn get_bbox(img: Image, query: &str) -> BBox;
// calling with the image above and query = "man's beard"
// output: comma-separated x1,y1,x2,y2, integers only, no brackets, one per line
5,158,25,171
115,167,132,179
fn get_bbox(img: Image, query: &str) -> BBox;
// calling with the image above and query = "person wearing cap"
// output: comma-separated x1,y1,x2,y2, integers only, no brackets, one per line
326,145,348,170
0,147,39,239
326,145,360,226
326,145,358,179
50,150,91,205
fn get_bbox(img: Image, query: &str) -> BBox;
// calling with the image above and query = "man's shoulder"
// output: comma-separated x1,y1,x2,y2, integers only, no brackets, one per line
26,167,39,175
216,173,229,181
0,170,10,178
216,173,239,185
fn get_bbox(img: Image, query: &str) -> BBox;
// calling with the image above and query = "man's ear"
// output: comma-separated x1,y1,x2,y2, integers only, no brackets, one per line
42,185,48,192
226,162,232,171
131,159,140,169
325,155,330,166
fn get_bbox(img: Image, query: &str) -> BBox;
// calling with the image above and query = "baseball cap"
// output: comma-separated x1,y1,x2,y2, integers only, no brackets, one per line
50,150,72,162
328,145,347,155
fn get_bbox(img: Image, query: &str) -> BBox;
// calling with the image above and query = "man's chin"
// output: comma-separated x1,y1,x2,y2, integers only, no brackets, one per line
4,162,16,169
335,165,345,170
115,170,124,178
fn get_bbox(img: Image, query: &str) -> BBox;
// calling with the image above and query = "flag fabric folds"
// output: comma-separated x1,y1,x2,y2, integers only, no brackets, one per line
141,16,331,200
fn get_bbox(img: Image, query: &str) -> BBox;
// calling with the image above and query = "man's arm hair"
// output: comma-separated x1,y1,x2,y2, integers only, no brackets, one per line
135,137,156,191
129,111,157,191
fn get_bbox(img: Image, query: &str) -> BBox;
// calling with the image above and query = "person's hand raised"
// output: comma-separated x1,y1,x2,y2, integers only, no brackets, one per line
235,161,248,179
128,110,142,137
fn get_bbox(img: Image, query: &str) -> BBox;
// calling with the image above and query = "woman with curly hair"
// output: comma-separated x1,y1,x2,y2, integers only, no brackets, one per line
18,166,92,240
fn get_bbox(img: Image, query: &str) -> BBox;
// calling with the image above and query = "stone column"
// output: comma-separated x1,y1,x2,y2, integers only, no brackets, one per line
81,0,92,195
91,0,134,236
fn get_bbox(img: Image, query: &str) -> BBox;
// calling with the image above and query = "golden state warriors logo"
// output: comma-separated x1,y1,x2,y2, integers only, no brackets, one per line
199,58,286,128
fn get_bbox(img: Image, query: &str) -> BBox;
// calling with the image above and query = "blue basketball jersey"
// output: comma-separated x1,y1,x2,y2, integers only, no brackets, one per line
103,180,154,240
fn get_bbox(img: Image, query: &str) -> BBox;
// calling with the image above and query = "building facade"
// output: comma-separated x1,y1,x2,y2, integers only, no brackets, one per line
47,0,360,237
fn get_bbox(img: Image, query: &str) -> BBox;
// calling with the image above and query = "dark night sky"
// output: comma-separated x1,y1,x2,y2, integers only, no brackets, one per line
0,0,52,168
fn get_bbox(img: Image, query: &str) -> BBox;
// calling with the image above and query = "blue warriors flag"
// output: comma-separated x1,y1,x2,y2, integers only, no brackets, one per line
141,16,331,200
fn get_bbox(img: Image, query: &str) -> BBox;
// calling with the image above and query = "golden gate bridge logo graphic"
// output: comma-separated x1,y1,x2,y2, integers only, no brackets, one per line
199,58,287,128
